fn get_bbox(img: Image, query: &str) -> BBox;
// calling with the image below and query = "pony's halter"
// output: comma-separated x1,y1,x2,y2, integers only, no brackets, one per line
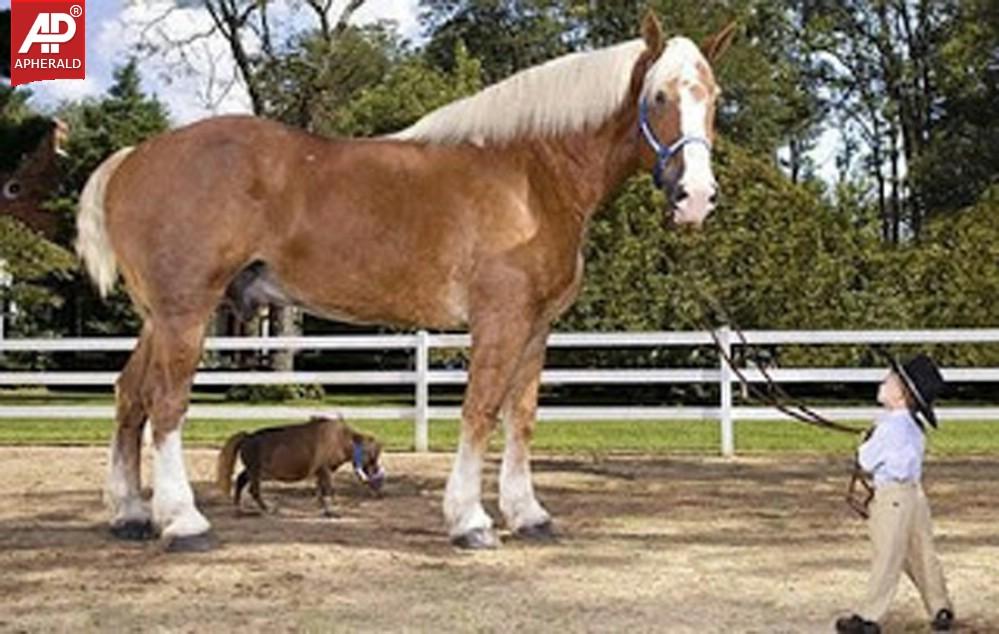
638,99,712,191
352,440,385,487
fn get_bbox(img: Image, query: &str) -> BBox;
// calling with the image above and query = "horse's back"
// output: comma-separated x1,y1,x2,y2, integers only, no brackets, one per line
246,419,328,481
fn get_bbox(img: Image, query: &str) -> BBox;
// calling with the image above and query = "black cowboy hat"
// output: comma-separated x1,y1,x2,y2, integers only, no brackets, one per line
877,350,946,429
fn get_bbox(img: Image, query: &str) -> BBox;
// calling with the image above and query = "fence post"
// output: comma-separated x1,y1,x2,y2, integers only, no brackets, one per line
414,329,430,452
718,325,735,457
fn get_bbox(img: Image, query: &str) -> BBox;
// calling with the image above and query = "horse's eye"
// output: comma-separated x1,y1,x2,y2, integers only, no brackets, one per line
2,180,22,200
654,91,667,106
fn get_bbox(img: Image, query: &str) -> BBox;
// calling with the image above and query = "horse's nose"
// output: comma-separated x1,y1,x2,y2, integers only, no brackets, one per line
672,181,716,228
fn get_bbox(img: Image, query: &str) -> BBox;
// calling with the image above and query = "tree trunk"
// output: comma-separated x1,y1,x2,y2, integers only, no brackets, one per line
268,306,299,372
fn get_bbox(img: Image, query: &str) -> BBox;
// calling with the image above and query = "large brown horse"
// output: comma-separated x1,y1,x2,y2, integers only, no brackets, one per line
76,13,735,551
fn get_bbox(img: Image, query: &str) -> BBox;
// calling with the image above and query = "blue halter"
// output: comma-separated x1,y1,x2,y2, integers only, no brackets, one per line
352,440,365,474
638,99,712,191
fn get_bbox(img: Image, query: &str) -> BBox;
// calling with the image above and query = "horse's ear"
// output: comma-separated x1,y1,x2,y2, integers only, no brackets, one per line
701,21,738,64
641,10,665,57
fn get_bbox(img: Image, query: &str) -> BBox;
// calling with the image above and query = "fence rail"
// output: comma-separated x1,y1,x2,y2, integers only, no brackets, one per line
2,328,998,455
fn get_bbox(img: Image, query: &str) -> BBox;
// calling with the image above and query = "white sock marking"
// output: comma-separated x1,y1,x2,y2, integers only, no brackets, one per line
152,426,211,538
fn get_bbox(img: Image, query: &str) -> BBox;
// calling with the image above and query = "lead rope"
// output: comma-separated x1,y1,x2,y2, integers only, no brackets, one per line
662,253,873,516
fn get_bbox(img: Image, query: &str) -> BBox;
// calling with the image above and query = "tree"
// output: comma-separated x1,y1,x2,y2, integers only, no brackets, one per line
912,0,999,218
886,185,999,363
0,217,75,343
420,0,576,83
803,1,967,241
255,23,400,133
330,41,482,137
59,61,170,192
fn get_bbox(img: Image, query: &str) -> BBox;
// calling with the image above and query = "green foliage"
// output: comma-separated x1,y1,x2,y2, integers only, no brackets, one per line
562,140,876,334
331,42,482,136
224,384,326,403
882,186,999,365
0,217,75,338
421,0,576,83
913,0,999,215
0,93,53,172
256,24,399,130
57,60,170,192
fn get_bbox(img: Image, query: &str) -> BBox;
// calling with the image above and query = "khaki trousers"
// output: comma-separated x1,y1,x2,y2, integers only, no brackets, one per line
859,481,952,622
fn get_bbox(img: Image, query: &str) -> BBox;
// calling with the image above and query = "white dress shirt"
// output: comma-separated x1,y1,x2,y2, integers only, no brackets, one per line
858,409,925,487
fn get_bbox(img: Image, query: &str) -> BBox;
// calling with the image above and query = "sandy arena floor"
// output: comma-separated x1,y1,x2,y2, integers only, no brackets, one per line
0,447,997,633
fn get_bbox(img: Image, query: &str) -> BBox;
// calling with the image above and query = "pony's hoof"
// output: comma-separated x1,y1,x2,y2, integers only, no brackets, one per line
514,521,558,543
109,519,157,541
163,532,217,553
322,509,340,519
450,528,499,550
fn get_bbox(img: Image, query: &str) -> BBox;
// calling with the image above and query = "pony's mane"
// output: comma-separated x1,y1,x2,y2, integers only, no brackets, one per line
391,39,649,146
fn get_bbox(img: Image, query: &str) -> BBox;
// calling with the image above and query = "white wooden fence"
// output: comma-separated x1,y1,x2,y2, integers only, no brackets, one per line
2,328,998,455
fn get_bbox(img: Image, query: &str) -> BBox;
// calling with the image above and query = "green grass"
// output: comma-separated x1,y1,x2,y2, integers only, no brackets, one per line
0,417,995,455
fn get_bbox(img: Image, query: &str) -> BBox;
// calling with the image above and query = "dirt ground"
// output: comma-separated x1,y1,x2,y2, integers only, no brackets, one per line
1,447,997,633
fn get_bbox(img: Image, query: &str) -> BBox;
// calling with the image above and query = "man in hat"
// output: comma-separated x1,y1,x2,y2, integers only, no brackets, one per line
836,353,955,634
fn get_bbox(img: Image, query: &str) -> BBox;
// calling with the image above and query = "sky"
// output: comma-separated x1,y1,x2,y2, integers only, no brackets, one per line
1,0,422,123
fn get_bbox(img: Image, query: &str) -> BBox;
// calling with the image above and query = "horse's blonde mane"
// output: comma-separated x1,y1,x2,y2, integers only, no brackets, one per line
391,39,649,146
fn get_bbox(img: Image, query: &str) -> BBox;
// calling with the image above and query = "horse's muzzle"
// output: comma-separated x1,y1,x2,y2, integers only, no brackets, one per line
670,185,715,228
356,465,386,491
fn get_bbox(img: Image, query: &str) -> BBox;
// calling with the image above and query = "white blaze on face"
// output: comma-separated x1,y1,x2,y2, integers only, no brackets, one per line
644,38,719,227
676,64,717,225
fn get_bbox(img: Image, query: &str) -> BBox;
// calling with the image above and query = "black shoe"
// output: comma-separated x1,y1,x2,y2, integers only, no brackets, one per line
835,614,881,634
931,608,954,631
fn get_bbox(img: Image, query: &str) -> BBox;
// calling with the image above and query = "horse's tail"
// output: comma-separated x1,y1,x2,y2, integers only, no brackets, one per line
75,147,135,298
216,431,247,496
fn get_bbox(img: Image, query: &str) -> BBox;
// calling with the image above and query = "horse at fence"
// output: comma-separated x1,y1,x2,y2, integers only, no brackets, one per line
75,12,735,551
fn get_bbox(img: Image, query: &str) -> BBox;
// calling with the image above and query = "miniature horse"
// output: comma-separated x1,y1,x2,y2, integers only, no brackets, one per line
77,12,735,551
216,416,384,517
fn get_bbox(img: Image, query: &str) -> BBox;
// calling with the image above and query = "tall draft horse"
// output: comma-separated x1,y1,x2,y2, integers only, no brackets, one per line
76,13,735,551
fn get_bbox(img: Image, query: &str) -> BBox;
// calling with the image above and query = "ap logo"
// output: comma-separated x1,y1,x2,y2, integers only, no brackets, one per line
19,11,79,54
10,1,86,87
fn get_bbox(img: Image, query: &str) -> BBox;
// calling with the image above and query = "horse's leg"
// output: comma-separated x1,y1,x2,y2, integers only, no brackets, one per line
234,470,249,508
444,312,538,549
499,329,554,540
248,473,271,514
107,324,155,540
316,466,337,518
146,315,215,552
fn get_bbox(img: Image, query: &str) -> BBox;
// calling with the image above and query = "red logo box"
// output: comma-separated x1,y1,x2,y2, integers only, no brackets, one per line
10,0,86,87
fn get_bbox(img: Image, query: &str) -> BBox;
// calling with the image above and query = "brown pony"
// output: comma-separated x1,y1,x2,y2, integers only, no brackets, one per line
76,13,735,551
216,416,384,518
1,118,68,240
